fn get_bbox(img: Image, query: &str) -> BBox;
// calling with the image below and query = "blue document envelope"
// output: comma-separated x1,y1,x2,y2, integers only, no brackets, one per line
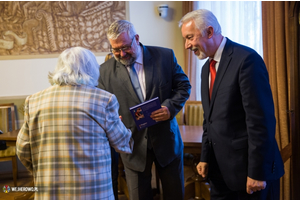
129,97,161,131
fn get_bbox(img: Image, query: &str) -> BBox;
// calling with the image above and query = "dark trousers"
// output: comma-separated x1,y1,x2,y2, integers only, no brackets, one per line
111,147,119,200
209,149,280,200
124,148,184,200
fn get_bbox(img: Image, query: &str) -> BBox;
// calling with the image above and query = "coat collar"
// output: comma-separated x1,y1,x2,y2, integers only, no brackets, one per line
203,38,234,116
210,38,233,104
141,43,154,100
114,43,155,103
115,61,141,103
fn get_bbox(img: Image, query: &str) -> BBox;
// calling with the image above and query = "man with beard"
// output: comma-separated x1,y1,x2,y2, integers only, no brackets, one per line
98,20,191,200
179,9,284,200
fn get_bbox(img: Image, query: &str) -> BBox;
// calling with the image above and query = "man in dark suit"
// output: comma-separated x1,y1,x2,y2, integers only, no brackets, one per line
179,9,284,200
98,20,191,200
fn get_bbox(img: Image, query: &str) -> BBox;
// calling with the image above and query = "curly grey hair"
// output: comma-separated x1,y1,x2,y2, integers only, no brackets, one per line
48,47,99,86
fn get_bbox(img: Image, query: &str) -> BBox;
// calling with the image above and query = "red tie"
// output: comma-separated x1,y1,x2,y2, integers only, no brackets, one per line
209,59,217,99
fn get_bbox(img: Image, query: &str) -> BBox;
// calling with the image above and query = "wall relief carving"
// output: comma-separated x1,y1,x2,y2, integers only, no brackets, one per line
0,1,126,57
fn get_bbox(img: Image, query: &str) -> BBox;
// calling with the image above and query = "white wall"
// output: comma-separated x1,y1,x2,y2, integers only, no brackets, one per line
129,1,184,66
0,1,184,98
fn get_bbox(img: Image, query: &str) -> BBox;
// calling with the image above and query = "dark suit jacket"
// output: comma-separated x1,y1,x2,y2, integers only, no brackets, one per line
98,44,191,171
200,38,284,191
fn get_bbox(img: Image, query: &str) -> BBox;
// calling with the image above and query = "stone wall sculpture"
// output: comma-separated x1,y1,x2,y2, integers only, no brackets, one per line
0,1,126,57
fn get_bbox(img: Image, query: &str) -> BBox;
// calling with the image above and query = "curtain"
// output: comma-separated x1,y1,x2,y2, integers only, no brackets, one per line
262,2,290,200
194,1,262,100
182,1,198,101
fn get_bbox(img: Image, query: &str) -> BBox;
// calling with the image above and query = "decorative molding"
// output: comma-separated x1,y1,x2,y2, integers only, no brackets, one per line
0,95,28,100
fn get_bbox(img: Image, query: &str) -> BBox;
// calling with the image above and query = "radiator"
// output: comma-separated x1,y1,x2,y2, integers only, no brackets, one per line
185,103,204,126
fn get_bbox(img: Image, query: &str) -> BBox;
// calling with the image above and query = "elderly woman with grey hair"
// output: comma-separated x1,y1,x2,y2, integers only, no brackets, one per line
17,47,133,200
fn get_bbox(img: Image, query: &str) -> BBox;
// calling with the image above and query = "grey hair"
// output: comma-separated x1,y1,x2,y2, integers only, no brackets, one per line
48,47,100,86
107,20,137,40
179,9,221,36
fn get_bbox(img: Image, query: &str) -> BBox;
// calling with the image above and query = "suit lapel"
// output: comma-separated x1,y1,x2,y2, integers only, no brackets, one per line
142,45,154,101
209,38,233,109
115,61,140,103
202,60,211,115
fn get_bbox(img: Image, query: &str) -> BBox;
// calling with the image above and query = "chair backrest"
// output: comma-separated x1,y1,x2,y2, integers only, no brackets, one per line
0,103,18,187
175,108,185,125
0,103,16,132
184,101,203,126
105,53,114,62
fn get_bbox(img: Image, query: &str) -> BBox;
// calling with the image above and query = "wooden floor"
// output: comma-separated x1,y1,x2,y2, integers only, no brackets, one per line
0,164,198,200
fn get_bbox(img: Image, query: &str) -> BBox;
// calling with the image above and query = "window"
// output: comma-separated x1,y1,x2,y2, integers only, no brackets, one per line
195,1,262,100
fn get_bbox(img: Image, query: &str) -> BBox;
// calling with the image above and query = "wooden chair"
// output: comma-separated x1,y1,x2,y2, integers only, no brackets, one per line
105,53,113,61
175,108,185,125
183,101,210,199
184,101,204,126
0,103,18,186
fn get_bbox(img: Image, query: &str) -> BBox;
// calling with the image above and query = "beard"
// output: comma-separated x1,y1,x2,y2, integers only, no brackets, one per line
192,47,207,60
115,56,135,66
197,52,207,60
115,43,141,66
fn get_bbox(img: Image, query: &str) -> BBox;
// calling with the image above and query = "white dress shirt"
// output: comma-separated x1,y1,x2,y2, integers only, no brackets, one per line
127,45,146,100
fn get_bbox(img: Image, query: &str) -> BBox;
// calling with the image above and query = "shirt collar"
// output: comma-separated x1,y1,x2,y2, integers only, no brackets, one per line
211,37,226,63
135,45,143,65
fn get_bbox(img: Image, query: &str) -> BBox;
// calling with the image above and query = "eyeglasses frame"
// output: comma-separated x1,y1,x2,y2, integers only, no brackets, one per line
110,35,136,54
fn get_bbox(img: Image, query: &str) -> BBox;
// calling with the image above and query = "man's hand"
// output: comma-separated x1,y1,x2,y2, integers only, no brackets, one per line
150,106,170,121
197,162,208,179
246,176,267,194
